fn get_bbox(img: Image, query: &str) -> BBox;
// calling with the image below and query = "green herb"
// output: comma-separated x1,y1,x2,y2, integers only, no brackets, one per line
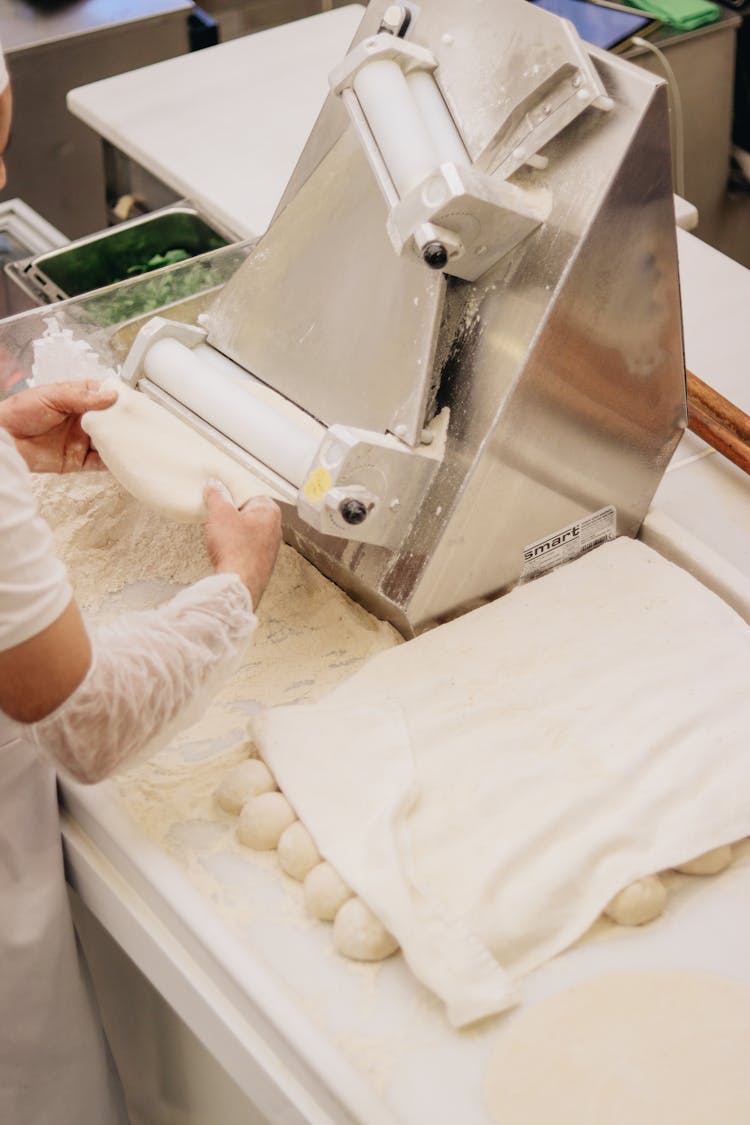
125,248,192,276
86,261,214,327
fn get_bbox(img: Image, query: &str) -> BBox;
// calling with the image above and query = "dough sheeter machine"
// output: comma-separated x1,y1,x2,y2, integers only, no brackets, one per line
118,0,685,634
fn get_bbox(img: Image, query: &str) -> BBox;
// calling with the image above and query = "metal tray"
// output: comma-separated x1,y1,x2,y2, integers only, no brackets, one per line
7,205,228,304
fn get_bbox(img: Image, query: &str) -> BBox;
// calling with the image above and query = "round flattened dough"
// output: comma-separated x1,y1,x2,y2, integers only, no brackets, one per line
484,971,750,1125
603,875,666,926
82,379,282,523
333,897,399,962
277,821,321,882
674,844,733,876
237,792,296,850
214,759,276,815
303,862,353,921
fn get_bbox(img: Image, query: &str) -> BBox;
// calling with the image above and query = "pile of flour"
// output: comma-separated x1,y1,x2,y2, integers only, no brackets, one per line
32,470,400,697
32,472,207,609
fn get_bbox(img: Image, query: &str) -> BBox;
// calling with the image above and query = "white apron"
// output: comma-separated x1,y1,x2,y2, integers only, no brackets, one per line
0,719,128,1124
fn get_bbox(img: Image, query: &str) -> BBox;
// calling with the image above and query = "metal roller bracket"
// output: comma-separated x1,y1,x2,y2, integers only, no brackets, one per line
120,316,207,387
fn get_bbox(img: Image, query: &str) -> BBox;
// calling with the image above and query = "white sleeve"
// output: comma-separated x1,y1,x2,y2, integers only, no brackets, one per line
29,573,257,783
0,41,8,94
0,429,72,651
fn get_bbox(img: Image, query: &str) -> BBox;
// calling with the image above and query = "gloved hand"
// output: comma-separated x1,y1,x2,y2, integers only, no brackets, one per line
0,380,117,472
30,573,256,784
203,483,282,609
30,491,282,781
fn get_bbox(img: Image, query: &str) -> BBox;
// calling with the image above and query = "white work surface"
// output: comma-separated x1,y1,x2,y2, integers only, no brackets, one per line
67,4,697,241
67,5,365,239
61,10,750,1125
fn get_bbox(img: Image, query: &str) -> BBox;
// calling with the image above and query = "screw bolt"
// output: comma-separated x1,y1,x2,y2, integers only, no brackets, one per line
340,498,368,525
423,241,448,269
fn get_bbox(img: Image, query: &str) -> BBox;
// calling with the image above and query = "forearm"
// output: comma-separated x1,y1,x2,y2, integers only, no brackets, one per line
29,573,256,783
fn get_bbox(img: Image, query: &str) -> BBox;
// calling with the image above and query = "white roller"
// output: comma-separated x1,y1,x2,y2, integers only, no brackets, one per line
353,59,439,197
142,338,320,488
406,70,468,168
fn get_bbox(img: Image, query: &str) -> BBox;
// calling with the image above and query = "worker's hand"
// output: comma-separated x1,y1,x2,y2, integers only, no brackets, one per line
203,482,282,610
0,380,118,472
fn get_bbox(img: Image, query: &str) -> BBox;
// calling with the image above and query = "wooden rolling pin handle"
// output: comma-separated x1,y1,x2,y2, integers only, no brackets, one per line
686,370,750,477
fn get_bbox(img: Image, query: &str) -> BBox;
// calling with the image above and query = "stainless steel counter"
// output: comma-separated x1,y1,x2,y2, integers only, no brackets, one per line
625,10,742,249
0,0,193,237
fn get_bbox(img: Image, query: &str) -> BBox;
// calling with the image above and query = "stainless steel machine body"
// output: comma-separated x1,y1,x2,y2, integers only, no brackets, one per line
126,0,686,634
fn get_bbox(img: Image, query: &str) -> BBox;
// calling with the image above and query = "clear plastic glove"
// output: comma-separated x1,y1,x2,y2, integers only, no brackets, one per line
30,573,256,784
203,484,281,609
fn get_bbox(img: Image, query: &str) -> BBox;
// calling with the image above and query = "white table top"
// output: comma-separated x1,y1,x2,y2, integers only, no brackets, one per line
67,5,365,239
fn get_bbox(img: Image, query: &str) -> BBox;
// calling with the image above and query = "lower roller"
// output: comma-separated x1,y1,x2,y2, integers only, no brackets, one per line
141,338,322,488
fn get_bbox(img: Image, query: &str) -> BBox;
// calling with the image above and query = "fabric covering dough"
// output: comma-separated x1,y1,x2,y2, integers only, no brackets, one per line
484,971,750,1125
252,538,750,1026
81,378,283,522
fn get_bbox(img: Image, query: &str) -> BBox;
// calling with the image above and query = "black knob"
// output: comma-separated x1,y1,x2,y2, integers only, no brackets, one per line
340,498,368,525
423,241,449,270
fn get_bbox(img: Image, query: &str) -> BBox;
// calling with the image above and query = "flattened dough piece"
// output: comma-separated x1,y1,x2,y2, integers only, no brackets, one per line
82,378,283,523
485,971,750,1125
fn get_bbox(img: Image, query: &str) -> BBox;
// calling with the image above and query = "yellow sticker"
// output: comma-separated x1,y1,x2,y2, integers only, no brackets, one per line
303,467,331,504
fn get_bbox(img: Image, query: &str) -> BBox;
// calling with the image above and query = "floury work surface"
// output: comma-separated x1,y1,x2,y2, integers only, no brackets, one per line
34,468,750,1125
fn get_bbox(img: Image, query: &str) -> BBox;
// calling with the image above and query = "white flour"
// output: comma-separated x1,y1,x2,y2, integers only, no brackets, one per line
32,472,207,609
33,467,399,869
33,470,451,1089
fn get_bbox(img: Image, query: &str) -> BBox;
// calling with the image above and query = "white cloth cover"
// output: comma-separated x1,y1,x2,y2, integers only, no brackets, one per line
253,539,750,1027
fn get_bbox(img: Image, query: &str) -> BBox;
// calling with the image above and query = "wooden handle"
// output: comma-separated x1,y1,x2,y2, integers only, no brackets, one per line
686,371,750,477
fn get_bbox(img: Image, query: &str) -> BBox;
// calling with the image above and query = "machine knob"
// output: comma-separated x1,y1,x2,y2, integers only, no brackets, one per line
340,498,369,525
379,4,411,36
422,241,449,270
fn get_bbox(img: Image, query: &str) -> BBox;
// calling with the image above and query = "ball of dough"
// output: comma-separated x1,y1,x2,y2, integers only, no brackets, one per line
214,759,276,815
237,792,296,850
603,875,667,926
277,821,321,882
304,862,353,921
673,845,733,876
333,897,399,962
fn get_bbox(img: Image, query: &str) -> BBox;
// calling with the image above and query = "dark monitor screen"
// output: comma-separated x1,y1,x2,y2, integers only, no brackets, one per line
530,0,653,50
